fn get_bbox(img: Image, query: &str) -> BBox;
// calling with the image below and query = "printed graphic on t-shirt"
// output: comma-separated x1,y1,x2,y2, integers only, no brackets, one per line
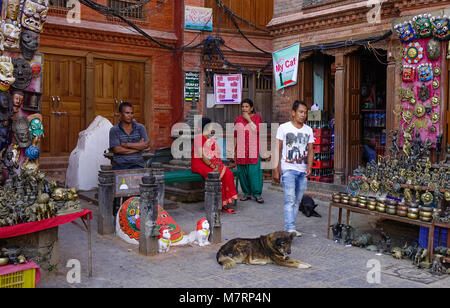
285,132,310,164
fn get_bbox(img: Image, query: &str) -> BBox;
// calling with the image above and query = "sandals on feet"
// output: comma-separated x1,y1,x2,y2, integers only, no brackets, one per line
255,197,265,204
240,196,251,201
222,207,236,214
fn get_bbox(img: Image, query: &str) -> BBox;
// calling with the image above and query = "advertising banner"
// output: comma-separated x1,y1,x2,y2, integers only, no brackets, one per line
184,71,200,103
184,6,213,31
272,43,301,91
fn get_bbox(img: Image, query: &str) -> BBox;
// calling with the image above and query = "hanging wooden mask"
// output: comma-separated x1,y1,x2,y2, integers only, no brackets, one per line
417,63,433,82
394,22,417,43
1,20,21,50
402,66,415,82
11,58,32,90
418,83,430,101
20,29,39,60
431,16,450,41
427,38,441,61
19,0,49,33
413,14,433,38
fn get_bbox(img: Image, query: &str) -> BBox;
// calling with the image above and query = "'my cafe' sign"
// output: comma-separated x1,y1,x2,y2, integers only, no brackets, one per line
272,43,300,91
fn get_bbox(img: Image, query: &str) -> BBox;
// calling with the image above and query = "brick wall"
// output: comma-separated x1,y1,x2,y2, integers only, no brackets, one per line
273,0,303,18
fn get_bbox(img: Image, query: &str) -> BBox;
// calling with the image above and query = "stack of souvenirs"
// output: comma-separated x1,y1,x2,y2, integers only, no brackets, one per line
0,0,83,228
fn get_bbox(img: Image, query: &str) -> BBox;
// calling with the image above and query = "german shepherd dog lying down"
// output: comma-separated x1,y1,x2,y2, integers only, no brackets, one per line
216,231,311,270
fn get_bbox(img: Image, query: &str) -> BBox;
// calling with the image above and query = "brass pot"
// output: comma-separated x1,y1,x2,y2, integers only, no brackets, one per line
420,211,433,218
397,210,408,217
350,196,359,202
358,196,367,202
0,258,8,266
376,206,386,213
368,204,377,211
407,213,419,219
377,201,386,207
358,203,367,209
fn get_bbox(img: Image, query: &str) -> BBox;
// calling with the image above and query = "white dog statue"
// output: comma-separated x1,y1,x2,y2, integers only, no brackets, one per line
158,228,171,253
193,218,211,247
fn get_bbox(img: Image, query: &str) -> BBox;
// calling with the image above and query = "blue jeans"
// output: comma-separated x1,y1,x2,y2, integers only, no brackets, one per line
281,169,307,232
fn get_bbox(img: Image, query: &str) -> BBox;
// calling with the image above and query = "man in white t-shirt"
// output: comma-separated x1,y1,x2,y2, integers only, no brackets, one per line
273,100,315,236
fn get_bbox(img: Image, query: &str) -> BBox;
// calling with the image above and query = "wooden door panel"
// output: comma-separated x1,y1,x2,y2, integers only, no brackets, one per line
94,59,117,122
345,54,361,179
116,61,144,122
41,54,84,156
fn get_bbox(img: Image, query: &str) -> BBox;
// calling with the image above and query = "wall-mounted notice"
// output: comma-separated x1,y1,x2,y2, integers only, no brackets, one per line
214,74,242,104
185,6,213,31
272,43,301,91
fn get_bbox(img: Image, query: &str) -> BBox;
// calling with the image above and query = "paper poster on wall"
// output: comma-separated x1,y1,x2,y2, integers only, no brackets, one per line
272,43,301,91
214,74,242,104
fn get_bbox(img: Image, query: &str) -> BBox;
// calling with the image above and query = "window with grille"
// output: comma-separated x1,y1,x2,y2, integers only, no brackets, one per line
302,0,336,9
108,0,145,19
49,0,68,8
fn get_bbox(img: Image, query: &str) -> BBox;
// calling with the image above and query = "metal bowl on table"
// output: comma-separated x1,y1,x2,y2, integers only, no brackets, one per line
397,210,407,217
0,258,8,266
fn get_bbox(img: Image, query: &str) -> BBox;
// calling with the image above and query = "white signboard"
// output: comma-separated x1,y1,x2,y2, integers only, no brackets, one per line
214,74,242,104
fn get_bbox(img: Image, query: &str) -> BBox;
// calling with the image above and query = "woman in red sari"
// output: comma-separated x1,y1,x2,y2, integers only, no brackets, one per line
191,118,238,214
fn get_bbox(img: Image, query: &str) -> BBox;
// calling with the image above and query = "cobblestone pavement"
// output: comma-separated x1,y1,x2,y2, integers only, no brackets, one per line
39,183,450,288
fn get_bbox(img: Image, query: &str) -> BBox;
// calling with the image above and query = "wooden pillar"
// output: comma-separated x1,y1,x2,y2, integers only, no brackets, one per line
204,172,222,244
139,173,159,256
333,51,346,185
151,162,165,206
97,165,114,235
385,40,398,155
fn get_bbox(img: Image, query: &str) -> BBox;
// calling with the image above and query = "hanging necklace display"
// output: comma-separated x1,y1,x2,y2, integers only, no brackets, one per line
404,42,424,64
432,78,440,90
430,113,439,124
418,83,430,101
430,94,440,107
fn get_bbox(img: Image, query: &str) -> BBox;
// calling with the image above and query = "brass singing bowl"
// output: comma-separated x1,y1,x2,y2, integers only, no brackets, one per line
420,206,433,213
420,216,432,222
387,208,397,215
397,210,408,217
408,208,420,214
407,213,419,219
419,211,433,218
0,258,8,266
376,206,386,213
358,203,367,209
398,205,409,212
377,202,386,207
368,204,377,211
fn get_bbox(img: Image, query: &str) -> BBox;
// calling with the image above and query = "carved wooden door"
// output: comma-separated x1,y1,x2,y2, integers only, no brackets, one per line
345,53,361,178
94,59,144,125
41,54,85,156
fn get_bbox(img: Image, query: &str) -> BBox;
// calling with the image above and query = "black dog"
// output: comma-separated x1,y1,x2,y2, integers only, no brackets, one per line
299,195,321,217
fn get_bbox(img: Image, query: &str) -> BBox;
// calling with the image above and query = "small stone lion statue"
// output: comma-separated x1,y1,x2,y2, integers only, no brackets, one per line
158,227,171,253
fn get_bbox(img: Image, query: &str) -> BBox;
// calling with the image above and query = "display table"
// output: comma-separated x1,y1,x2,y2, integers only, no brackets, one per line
429,221,450,262
0,209,93,277
327,202,434,255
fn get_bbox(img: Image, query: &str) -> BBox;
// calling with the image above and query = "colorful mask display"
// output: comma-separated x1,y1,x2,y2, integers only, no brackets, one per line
20,29,39,60
1,20,20,50
426,38,441,61
3,0,21,21
431,16,450,41
404,42,424,64
0,56,15,91
19,0,49,33
417,63,433,82
412,14,433,38
29,117,43,139
12,116,31,148
402,66,415,82
394,22,417,43
11,58,32,90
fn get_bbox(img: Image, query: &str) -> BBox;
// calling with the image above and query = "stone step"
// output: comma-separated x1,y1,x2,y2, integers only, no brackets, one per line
39,156,69,170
